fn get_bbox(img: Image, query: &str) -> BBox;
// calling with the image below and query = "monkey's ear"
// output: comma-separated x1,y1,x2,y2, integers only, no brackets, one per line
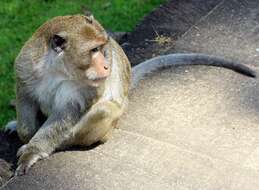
81,5,94,23
84,11,94,23
51,34,66,53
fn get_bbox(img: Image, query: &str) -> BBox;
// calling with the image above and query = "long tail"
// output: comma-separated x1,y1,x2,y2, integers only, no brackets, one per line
131,53,256,88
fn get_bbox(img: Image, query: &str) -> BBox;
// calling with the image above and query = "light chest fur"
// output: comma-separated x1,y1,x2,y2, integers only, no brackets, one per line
28,53,88,115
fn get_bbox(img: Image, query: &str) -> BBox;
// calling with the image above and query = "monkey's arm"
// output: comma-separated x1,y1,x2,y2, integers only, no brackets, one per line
15,83,40,143
16,102,83,176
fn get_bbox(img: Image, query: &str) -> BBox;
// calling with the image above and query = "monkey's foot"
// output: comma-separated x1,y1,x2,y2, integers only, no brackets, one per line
99,129,113,144
5,120,17,134
15,144,48,176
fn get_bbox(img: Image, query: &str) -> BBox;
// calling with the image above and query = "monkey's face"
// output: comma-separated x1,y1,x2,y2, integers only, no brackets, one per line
47,15,111,87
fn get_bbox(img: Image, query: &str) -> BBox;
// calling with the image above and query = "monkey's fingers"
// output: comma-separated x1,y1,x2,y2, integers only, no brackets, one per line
17,144,27,157
15,161,34,176
16,145,48,176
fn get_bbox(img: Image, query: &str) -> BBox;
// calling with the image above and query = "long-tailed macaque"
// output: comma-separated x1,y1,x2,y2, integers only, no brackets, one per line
5,14,256,175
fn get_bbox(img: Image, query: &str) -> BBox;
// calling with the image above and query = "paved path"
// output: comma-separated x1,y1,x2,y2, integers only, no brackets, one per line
2,0,259,189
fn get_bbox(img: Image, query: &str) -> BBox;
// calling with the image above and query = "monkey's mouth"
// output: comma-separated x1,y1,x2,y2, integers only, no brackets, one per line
92,76,107,82
87,77,107,87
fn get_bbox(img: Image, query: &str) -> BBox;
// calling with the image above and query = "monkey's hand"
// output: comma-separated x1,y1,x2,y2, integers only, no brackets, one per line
15,144,49,176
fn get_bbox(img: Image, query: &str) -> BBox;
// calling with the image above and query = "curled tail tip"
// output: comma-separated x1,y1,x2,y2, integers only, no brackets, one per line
251,72,256,78
246,69,256,78
236,64,256,78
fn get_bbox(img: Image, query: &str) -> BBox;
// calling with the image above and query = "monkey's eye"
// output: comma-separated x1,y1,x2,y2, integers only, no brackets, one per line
90,47,101,53
103,50,107,57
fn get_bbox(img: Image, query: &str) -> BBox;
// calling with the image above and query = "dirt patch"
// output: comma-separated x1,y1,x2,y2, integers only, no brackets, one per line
121,0,222,65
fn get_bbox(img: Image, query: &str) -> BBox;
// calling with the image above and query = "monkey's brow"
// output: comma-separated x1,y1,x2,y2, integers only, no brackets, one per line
79,40,106,53
96,32,108,41
95,35,109,45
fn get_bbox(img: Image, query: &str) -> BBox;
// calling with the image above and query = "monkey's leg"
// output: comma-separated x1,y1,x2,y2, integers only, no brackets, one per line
98,119,119,143
16,92,40,143
15,103,83,175
5,120,18,134
73,101,123,146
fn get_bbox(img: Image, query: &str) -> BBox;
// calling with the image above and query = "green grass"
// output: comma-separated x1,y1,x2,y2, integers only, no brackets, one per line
0,0,167,128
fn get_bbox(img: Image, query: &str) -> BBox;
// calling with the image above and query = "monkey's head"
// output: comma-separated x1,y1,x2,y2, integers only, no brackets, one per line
36,15,111,87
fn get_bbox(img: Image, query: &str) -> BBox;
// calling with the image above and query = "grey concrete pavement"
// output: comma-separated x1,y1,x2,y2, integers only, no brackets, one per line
2,0,259,189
